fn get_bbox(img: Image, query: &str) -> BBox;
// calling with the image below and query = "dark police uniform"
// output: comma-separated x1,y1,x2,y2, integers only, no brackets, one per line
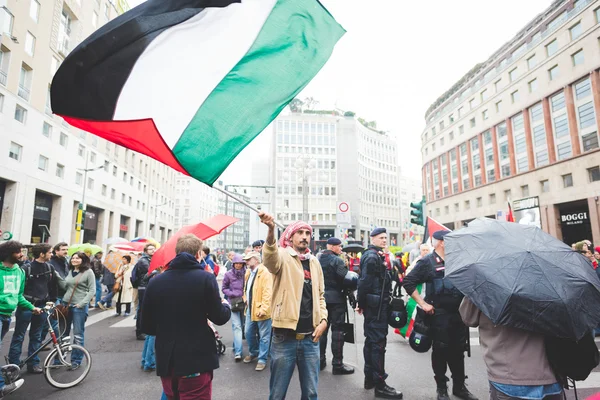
403,232,477,400
319,246,353,373
357,238,403,398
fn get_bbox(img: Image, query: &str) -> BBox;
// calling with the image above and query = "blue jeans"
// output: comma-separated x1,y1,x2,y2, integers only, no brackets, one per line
40,299,61,343
94,278,102,307
269,332,319,400
101,290,115,307
64,305,88,365
8,308,45,367
141,335,156,370
0,314,13,388
245,312,272,364
231,311,243,357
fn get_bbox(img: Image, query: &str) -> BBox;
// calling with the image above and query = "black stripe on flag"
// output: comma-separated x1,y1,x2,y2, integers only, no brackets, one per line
51,0,240,121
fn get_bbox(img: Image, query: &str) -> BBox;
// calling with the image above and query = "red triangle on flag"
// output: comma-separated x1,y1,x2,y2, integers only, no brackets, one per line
425,217,452,242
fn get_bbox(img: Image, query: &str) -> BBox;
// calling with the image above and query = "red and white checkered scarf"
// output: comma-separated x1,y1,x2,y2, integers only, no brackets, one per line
279,221,313,261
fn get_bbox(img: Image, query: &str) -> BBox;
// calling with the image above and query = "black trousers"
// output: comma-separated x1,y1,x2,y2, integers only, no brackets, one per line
136,287,145,336
431,311,467,388
363,307,389,385
320,302,347,366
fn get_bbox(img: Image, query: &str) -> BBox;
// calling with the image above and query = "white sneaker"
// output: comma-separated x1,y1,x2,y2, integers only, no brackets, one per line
1,379,24,397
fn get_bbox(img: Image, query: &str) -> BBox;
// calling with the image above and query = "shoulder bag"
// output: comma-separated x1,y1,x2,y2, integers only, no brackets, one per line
53,273,81,320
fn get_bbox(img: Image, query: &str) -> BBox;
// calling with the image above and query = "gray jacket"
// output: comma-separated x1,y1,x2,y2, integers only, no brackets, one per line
58,269,96,308
459,297,557,386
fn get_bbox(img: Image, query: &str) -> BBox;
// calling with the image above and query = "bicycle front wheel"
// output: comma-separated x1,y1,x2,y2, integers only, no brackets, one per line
43,344,92,389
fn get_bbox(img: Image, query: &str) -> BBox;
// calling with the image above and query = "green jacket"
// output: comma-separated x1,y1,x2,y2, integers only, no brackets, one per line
0,263,34,316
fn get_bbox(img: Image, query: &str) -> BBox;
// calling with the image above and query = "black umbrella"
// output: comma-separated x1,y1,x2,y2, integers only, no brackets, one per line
445,217,600,341
343,245,365,254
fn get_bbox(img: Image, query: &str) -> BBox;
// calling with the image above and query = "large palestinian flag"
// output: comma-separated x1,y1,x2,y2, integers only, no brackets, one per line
51,0,344,185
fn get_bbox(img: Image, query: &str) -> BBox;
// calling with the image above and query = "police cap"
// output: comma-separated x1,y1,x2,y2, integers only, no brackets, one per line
432,230,450,240
327,237,342,246
252,240,265,248
370,227,386,237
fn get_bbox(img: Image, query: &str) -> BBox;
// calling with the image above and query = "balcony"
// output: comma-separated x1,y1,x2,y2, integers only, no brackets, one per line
18,85,30,101
0,70,6,86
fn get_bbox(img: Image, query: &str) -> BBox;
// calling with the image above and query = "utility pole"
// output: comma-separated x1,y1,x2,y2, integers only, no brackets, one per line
75,150,104,244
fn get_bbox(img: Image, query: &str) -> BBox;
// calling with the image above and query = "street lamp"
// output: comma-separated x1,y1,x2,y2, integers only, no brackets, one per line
294,157,317,223
75,151,105,244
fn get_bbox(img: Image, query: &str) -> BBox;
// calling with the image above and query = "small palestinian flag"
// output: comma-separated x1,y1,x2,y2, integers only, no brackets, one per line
51,0,345,185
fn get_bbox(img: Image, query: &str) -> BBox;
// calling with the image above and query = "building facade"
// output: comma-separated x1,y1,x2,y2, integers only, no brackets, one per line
398,174,423,243
421,0,600,245
0,0,177,246
273,113,403,249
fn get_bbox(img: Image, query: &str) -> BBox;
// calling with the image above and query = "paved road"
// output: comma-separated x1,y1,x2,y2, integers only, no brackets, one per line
0,307,598,399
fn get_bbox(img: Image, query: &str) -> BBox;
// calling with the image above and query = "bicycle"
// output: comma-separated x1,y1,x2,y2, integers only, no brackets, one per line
6,301,92,389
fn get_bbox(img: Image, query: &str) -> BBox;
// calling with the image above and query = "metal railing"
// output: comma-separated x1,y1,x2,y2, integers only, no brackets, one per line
18,85,30,101
425,0,594,127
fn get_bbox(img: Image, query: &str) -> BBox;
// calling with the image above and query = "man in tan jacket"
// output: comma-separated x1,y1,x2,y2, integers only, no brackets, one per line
242,251,273,372
259,213,328,400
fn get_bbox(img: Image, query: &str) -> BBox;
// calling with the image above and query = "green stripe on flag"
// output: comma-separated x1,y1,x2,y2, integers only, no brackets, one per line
399,283,423,338
173,0,345,185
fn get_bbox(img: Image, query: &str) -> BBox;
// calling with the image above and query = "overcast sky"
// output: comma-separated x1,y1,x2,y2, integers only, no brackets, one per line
126,0,552,182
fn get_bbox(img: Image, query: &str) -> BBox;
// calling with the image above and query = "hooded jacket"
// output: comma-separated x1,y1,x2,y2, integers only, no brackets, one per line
222,266,246,299
0,263,34,316
141,252,231,377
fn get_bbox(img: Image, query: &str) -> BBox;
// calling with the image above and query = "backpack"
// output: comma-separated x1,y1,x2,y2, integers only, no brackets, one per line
545,331,600,385
23,262,53,281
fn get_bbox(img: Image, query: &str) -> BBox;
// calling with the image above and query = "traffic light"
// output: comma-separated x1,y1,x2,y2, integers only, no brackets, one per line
410,198,425,226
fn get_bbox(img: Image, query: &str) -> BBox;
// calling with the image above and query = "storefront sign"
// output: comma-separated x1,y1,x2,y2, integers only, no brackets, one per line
119,224,128,231
560,212,588,226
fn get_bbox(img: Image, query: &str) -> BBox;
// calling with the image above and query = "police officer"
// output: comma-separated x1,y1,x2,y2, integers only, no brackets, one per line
403,231,478,400
357,228,402,399
319,237,355,375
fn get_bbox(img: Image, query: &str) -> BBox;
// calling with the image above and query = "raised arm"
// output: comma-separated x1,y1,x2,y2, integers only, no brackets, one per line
259,212,283,275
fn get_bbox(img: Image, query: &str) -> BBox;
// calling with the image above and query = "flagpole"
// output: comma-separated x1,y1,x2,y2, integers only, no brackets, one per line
214,186,285,229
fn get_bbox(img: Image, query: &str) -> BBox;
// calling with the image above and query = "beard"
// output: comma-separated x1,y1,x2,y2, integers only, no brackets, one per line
8,255,20,264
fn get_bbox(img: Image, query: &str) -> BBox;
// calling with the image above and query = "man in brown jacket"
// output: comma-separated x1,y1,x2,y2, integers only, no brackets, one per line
242,251,273,372
459,297,563,400
260,213,328,400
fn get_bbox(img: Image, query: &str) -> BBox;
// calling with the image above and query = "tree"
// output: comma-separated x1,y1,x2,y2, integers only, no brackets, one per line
344,111,355,117
303,96,319,110
289,98,304,113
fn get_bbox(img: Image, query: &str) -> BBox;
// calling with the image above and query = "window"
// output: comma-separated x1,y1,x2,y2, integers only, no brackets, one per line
458,107,463,117
548,65,559,80
530,103,544,122
30,0,40,22
439,120,445,129
465,200,470,210
78,144,85,157
496,101,502,112
494,79,503,93
9,142,22,161
18,65,32,101
469,98,476,110
42,122,52,138
92,12,98,28
546,39,558,57
59,132,68,147
90,152,96,163
50,57,59,77
14,105,27,123
482,109,489,120
551,91,565,111
87,178,94,190
470,118,476,128
511,90,520,103
541,180,549,193
432,143,436,151
454,203,459,212
490,193,496,204
459,125,464,135
569,22,582,41
588,166,600,182
101,184,107,196
440,137,445,146
38,155,48,171
121,193,125,204
449,113,455,123
504,189,512,200
56,164,64,178
509,68,519,82
557,141,572,160
24,32,35,56
528,79,538,93
0,93,3,111
111,189,116,200
449,131,454,141
562,173,573,188
554,114,569,138
527,55,537,70
578,102,595,129
571,50,584,66
596,6,600,23
477,197,482,207
1,7,14,34
444,206,449,215
582,132,599,152
481,89,489,102
75,172,83,185
574,78,591,100
112,166,117,176
104,3,110,18
521,185,529,197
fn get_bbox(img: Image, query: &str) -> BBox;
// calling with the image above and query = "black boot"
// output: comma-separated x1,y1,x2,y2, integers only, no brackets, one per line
453,383,478,400
320,359,326,371
364,377,376,390
375,383,403,399
332,364,355,375
436,387,450,400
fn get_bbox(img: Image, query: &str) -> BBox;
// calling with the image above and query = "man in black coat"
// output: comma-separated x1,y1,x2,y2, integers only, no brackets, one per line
357,228,402,399
319,237,354,375
141,234,231,400
133,243,155,340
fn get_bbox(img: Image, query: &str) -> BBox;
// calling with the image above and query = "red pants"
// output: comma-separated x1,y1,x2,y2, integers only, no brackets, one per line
161,372,213,400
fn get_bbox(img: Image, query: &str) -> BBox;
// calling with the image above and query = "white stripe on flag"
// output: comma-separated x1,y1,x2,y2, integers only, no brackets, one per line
114,0,278,148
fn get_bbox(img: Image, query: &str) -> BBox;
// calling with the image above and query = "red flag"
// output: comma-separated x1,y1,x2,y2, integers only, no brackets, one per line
423,216,451,243
507,201,515,222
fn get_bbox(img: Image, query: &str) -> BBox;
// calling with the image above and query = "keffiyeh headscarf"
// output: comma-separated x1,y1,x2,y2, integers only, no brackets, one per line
279,221,313,260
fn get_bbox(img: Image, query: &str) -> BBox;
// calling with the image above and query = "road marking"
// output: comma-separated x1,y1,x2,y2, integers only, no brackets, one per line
110,315,136,328
578,372,600,389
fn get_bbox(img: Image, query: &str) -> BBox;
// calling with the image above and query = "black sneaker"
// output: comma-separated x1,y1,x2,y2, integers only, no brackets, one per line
375,383,403,399
27,365,43,374
136,334,146,341
364,377,376,390
319,359,326,371
437,387,450,400
0,379,24,397
332,364,355,375
453,385,478,400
